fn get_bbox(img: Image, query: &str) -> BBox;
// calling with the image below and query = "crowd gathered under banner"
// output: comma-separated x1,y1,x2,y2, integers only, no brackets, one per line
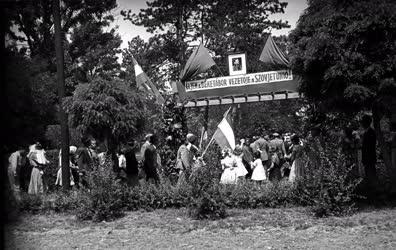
7,114,377,196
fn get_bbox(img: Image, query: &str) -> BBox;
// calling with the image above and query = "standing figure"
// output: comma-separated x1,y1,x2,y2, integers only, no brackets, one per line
176,133,198,185
28,143,49,195
251,151,267,184
123,142,140,187
55,146,78,187
360,115,377,187
255,135,270,172
268,133,284,182
233,144,248,181
220,148,237,185
143,134,160,184
8,149,27,193
76,137,94,188
241,138,254,179
288,135,305,182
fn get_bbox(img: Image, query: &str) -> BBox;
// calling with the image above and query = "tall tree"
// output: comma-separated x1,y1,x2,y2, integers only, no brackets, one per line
289,0,396,175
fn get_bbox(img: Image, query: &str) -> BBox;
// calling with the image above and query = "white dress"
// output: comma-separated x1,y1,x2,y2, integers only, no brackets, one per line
234,154,248,177
251,159,266,181
220,156,237,184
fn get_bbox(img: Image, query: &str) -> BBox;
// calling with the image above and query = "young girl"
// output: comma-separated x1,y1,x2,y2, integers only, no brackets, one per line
233,145,248,182
251,151,266,184
220,148,237,185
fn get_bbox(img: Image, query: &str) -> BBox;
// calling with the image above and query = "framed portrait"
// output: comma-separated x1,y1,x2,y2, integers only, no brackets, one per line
228,53,246,76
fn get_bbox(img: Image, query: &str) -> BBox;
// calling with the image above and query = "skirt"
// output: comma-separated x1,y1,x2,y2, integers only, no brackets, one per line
220,168,237,184
28,167,44,195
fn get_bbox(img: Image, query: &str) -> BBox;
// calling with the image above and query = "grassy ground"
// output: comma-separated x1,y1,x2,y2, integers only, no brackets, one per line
6,207,396,249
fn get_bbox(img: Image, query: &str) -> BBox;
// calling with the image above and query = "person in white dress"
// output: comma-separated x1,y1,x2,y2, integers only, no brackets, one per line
233,144,248,181
28,143,49,195
55,146,77,187
220,148,237,185
251,151,267,184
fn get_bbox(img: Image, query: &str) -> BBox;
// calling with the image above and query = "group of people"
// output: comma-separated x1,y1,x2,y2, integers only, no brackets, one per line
219,132,305,185
7,114,379,195
8,142,51,195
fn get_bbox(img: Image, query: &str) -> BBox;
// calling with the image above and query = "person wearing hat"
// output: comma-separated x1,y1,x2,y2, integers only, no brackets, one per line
28,142,50,194
268,133,286,182
176,133,199,185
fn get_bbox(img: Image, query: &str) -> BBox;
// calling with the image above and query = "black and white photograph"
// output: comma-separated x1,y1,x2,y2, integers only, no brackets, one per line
228,53,246,76
2,0,396,249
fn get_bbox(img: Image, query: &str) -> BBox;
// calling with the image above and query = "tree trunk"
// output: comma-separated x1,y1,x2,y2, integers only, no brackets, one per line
53,0,70,190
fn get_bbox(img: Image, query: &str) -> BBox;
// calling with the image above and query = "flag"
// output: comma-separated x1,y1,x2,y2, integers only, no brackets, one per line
213,107,235,150
179,43,216,82
171,80,188,103
132,56,165,105
259,35,290,67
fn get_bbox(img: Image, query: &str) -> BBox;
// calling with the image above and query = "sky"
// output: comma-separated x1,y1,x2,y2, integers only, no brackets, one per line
112,0,309,49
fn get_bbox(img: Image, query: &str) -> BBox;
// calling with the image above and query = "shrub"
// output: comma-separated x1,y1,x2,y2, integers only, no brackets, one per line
17,193,43,214
75,164,127,222
293,142,361,217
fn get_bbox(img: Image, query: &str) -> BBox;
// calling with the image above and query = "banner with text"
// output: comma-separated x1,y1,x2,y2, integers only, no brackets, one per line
185,69,293,92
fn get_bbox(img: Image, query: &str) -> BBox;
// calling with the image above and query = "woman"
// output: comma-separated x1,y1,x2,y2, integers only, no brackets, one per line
55,146,77,187
220,148,237,185
121,142,140,187
288,135,305,182
28,143,49,195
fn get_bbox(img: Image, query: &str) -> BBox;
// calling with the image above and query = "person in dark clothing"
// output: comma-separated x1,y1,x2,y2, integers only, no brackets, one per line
241,138,254,179
76,136,94,188
143,134,160,184
360,115,377,187
121,142,140,187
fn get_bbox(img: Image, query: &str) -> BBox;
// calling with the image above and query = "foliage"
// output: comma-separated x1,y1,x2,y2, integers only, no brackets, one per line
44,125,82,149
122,0,290,82
75,165,126,222
294,141,361,217
66,77,145,147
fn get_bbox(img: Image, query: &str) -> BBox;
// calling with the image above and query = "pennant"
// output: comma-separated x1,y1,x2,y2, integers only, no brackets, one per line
259,35,290,67
213,107,235,150
132,56,165,105
180,43,216,82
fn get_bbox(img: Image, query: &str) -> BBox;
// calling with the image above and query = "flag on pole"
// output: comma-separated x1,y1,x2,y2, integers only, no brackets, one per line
179,43,216,82
259,35,290,67
213,107,235,150
132,56,165,105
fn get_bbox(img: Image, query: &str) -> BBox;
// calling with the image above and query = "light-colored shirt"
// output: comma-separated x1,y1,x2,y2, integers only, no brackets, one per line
8,151,21,175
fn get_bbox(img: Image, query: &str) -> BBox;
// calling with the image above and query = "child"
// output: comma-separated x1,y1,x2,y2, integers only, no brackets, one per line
251,151,266,184
220,148,237,185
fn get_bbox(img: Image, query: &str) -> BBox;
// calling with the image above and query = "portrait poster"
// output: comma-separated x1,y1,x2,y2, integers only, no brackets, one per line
228,53,246,76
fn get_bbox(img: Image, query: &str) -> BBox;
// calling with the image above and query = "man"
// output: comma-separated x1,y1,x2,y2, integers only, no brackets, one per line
121,141,140,187
143,134,160,184
8,149,27,192
76,136,94,187
360,115,377,187
241,138,254,179
255,135,270,171
176,133,198,184
268,133,286,181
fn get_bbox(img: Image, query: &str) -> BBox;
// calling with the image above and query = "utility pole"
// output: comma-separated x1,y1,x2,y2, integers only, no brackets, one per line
53,0,70,190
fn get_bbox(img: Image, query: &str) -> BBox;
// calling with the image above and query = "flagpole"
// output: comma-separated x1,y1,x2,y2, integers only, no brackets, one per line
201,133,216,158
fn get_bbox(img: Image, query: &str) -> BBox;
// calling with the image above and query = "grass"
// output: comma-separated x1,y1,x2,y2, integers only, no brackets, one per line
6,206,396,249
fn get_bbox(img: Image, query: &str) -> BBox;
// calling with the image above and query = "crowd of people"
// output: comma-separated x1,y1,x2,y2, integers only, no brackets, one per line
7,114,378,195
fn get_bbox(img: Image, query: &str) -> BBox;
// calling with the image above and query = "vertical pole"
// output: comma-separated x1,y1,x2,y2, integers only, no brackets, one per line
53,0,70,190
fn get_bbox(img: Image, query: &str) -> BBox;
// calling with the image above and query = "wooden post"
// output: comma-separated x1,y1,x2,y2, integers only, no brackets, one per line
53,0,70,189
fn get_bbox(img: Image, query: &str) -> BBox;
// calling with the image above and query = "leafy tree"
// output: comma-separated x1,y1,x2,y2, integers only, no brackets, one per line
122,0,290,80
65,77,145,168
289,0,396,174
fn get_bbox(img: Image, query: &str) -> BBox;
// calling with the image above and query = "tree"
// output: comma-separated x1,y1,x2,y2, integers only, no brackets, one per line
289,0,396,176
122,0,290,80
65,77,145,169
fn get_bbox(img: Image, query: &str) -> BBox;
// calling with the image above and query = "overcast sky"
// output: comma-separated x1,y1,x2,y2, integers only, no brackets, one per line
112,0,309,49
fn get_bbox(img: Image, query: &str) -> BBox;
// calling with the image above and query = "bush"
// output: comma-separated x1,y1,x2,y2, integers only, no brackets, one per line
75,165,127,222
293,142,361,217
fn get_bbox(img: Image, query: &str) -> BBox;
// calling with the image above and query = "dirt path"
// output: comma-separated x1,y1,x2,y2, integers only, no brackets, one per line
6,207,396,249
